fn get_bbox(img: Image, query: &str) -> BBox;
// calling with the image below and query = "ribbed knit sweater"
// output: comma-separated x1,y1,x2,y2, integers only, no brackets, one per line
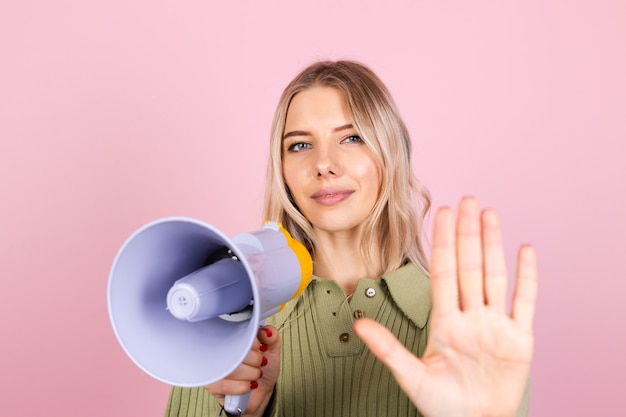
164,262,530,416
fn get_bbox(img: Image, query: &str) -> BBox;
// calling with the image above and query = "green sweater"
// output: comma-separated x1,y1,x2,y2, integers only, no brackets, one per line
164,263,530,416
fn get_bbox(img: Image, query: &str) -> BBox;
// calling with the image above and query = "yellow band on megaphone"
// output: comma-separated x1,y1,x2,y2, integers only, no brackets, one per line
276,223,312,300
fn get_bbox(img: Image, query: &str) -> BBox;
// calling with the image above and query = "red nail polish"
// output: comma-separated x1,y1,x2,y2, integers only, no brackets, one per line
259,343,268,352
262,327,273,338
261,357,268,367
259,370,263,379
250,381,259,390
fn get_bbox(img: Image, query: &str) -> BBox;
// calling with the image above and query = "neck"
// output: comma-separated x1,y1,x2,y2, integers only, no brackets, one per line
312,229,382,296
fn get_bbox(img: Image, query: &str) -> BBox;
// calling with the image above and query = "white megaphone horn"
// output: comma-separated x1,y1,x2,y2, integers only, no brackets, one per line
107,217,312,415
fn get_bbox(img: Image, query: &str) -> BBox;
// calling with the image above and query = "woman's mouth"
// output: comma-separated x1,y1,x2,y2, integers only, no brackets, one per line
310,189,354,206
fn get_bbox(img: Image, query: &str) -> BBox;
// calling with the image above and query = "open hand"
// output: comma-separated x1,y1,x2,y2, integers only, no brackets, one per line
354,197,538,417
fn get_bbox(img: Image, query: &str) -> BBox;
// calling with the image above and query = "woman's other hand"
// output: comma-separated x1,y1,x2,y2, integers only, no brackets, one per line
354,197,538,417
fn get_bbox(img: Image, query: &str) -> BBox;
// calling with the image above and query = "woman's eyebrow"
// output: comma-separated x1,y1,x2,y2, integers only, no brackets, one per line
282,124,354,140
332,123,354,133
283,130,310,140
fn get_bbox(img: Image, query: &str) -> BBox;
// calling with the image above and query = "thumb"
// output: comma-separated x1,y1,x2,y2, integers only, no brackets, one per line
353,318,426,390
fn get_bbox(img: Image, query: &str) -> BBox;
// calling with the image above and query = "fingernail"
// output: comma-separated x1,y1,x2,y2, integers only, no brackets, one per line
262,327,273,338
259,370,263,379
259,343,268,352
250,381,259,390
261,356,268,367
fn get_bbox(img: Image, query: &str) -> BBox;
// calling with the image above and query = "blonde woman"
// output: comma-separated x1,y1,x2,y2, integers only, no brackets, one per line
166,60,537,417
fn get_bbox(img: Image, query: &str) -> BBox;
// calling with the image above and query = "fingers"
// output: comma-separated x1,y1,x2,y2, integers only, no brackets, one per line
430,206,459,317
431,197,519,315
207,348,265,395
224,348,265,381
481,209,508,313
456,198,484,310
512,245,538,331
258,325,279,347
205,326,278,396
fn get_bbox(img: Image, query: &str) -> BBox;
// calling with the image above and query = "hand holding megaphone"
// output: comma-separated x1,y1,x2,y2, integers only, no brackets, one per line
107,218,312,415
205,323,281,416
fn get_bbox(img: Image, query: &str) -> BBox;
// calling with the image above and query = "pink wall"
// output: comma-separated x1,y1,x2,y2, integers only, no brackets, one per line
1,1,624,415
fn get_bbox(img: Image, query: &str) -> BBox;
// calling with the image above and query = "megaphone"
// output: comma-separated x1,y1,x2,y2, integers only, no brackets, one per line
107,217,312,415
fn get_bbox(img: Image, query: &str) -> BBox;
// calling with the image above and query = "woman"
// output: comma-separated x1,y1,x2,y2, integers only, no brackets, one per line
166,60,537,417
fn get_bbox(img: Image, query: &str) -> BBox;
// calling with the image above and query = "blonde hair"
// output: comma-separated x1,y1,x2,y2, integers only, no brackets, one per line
263,60,431,276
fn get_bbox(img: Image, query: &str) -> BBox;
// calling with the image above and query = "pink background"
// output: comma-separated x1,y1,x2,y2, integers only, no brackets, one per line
1,1,624,416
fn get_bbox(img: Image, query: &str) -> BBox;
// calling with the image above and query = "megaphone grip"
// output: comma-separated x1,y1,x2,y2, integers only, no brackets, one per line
224,392,251,416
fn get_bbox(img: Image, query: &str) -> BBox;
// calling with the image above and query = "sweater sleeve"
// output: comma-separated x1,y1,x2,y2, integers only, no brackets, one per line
515,379,532,417
164,386,222,417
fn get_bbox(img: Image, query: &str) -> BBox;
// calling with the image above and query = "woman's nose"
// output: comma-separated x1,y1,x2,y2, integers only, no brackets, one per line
314,145,339,177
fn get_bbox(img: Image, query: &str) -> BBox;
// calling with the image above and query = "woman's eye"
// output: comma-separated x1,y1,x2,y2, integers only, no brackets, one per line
342,135,363,144
287,142,311,152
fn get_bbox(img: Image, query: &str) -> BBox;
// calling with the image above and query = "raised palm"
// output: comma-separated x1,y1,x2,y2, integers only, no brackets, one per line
354,197,537,417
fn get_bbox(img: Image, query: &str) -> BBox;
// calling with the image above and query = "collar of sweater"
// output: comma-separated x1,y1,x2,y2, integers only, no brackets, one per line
271,262,432,330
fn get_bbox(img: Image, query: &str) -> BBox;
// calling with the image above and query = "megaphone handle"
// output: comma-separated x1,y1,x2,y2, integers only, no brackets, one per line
224,392,251,416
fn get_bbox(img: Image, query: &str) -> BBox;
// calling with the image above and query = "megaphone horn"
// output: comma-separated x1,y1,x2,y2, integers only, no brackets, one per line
107,217,312,415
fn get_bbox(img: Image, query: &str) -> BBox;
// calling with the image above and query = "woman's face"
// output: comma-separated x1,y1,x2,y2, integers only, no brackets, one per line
282,86,381,236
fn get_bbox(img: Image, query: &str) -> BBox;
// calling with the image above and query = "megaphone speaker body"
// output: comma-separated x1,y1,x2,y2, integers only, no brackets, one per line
108,217,312,403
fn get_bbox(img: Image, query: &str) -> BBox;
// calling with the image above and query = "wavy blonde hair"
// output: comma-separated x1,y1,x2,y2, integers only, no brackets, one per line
263,60,431,276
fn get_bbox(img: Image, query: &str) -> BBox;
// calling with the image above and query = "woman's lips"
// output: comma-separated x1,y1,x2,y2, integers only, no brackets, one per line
310,189,355,206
